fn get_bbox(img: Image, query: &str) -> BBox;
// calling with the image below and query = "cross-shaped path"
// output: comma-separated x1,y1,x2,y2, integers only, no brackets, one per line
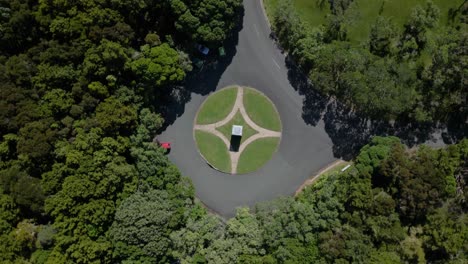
194,86,281,174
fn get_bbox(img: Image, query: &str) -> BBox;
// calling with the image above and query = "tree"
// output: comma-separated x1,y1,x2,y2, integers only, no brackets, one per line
16,119,57,173
423,203,467,261
32,64,78,94
0,0,39,55
308,42,363,96
273,0,307,51
319,225,372,263
401,0,440,56
94,96,138,135
130,108,164,144
110,189,187,263
171,213,224,263
82,39,130,79
131,43,187,87
0,190,18,234
369,16,399,57
420,29,467,121
400,228,426,264
345,58,417,119
41,89,74,116
169,0,242,45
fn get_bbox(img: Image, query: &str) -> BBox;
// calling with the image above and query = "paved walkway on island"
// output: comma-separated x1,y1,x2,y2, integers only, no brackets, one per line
194,86,281,174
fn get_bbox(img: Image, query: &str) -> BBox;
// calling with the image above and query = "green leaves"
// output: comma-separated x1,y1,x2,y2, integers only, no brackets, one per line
369,16,398,57
95,96,138,135
131,43,186,87
0,191,18,234
83,39,130,79
110,189,186,263
170,0,242,45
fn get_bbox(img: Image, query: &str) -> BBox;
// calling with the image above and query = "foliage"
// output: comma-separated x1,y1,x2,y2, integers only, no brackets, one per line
109,189,189,263
0,0,241,262
1,0,466,262
271,0,466,122
131,43,186,87
169,0,243,45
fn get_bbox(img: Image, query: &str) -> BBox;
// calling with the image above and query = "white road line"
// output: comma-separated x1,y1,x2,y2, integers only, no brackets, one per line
272,58,280,69
253,24,260,36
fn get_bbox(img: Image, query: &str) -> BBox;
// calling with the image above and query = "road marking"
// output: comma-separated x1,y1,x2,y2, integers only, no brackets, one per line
272,58,280,69
253,24,260,36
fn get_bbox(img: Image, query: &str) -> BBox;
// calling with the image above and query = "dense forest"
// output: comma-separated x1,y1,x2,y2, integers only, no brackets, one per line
271,0,467,124
0,0,242,262
0,0,467,263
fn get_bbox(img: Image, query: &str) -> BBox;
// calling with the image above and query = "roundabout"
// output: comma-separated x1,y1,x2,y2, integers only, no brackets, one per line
194,86,281,174
158,0,337,217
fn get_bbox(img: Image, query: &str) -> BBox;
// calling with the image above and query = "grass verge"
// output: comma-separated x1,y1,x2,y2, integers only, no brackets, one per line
237,137,280,174
195,130,231,172
243,88,281,132
197,87,237,125
295,161,351,196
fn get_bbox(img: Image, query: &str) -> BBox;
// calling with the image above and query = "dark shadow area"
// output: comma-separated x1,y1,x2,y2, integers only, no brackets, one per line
284,54,467,160
285,56,328,126
156,7,245,132
230,135,241,152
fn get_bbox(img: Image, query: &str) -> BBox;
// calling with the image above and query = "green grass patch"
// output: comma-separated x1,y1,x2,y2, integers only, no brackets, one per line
272,0,463,44
196,87,237,125
263,0,278,22
217,111,257,145
344,0,463,44
195,130,231,172
263,0,329,26
243,88,281,132
237,137,280,174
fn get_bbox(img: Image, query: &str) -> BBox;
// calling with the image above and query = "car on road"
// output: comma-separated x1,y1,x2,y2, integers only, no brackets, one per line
196,44,209,55
156,141,171,154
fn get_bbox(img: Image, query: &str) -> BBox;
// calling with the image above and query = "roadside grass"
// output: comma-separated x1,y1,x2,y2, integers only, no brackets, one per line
243,88,282,132
296,161,352,197
265,0,462,44
263,0,329,26
344,0,463,44
237,137,280,174
262,0,278,23
217,111,257,145
196,86,237,124
195,130,231,172
294,161,353,199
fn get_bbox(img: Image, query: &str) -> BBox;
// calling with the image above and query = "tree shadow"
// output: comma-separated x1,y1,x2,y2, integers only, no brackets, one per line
284,55,467,160
156,7,245,132
285,56,328,126
322,99,466,160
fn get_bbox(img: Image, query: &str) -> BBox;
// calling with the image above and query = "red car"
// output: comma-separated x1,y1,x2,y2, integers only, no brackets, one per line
159,142,171,154
160,142,171,150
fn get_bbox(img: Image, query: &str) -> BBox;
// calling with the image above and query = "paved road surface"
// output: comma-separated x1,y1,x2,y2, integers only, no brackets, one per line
159,0,336,217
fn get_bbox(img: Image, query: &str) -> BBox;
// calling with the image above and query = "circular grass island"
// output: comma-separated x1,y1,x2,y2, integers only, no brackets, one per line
194,86,282,174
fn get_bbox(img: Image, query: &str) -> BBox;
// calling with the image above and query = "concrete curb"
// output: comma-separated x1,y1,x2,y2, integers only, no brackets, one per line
294,160,348,196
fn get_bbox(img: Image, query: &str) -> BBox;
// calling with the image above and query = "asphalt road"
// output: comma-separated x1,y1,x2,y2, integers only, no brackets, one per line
159,0,337,217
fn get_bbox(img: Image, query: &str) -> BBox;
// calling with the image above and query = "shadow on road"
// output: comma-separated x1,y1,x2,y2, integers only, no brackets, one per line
284,55,467,160
156,7,245,133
